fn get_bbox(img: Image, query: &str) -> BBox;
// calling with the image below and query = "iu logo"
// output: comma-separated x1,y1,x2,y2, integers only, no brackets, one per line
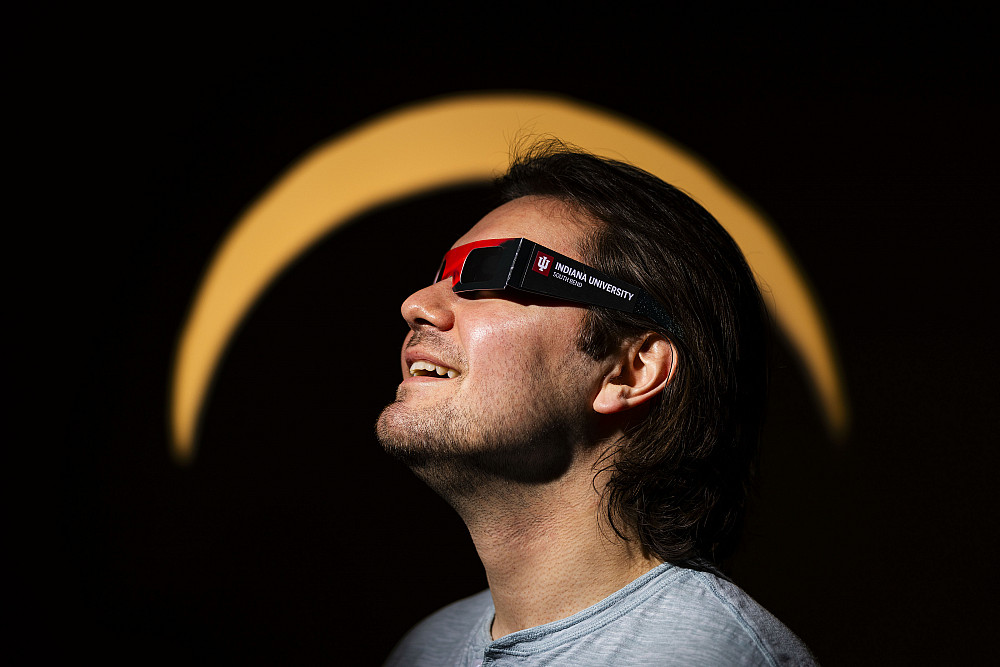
533,251,553,276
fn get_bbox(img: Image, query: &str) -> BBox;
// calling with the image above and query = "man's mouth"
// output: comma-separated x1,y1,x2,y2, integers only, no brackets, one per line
408,361,459,378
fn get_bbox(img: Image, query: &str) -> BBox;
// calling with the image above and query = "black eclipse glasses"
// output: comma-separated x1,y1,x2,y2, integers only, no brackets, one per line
433,237,679,338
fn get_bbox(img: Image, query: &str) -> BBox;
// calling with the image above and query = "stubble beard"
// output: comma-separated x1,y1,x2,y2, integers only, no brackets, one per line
376,380,589,503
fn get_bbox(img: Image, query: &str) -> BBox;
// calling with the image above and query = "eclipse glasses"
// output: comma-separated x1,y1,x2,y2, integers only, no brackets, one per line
434,238,678,337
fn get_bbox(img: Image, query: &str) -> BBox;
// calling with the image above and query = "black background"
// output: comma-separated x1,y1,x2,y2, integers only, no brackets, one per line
14,6,998,665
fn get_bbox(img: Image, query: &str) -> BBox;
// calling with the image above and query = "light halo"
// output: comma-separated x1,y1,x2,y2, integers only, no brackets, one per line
171,92,847,462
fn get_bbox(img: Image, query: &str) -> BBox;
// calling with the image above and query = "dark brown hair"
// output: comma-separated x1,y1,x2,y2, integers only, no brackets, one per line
497,140,769,567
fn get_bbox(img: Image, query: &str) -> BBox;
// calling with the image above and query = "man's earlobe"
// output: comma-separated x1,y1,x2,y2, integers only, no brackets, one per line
593,334,676,415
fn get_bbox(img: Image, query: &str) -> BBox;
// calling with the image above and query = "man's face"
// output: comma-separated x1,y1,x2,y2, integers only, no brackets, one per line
376,196,608,490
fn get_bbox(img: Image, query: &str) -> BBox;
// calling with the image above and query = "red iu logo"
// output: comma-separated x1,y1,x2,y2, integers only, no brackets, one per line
533,251,553,276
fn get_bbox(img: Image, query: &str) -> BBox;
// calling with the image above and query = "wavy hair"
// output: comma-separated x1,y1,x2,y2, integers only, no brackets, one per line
497,140,769,566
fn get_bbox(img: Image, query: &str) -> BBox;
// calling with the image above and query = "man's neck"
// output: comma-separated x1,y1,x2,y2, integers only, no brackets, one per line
449,459,662,640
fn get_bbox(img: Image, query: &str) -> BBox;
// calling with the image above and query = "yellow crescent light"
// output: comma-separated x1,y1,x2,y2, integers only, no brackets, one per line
171,92,847,462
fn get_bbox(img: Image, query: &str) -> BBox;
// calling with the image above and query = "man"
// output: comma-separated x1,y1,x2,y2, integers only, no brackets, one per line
376,142,816,665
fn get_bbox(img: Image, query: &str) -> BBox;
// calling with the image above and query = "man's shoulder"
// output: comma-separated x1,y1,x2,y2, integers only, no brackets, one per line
384,589,493,667
409,588,494,633
631,565,817,665
696,573,809,652
480,564,815,666
384,567,816,666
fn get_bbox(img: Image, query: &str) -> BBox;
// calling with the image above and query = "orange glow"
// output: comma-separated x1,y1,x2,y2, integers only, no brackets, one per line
171,92,847,462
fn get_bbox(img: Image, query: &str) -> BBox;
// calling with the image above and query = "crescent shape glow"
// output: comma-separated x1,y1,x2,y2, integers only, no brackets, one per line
171,92,847,462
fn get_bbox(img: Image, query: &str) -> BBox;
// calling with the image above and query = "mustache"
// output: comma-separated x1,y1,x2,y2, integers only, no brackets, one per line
405,330,466,367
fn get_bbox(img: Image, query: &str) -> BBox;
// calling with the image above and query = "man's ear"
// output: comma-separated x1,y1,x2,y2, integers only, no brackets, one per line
593,334,677,415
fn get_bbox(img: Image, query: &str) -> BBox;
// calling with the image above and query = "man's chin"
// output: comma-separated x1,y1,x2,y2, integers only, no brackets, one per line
376,401,578,495
375,400,443,464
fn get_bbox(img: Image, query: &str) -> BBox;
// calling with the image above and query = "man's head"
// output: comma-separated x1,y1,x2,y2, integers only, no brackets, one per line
376,196,612,497
378,141,768,567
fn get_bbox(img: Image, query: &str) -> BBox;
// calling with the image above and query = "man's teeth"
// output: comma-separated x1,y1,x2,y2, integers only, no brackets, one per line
409,360,458,378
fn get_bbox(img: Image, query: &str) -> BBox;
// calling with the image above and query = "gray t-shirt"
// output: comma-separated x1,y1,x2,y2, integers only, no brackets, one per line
384,563,816,666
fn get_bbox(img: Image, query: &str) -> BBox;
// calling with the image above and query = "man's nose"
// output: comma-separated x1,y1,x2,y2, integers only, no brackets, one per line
401,280,456,331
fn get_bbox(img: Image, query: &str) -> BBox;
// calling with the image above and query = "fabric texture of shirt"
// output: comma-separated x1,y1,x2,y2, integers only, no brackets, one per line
384,562,817,666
